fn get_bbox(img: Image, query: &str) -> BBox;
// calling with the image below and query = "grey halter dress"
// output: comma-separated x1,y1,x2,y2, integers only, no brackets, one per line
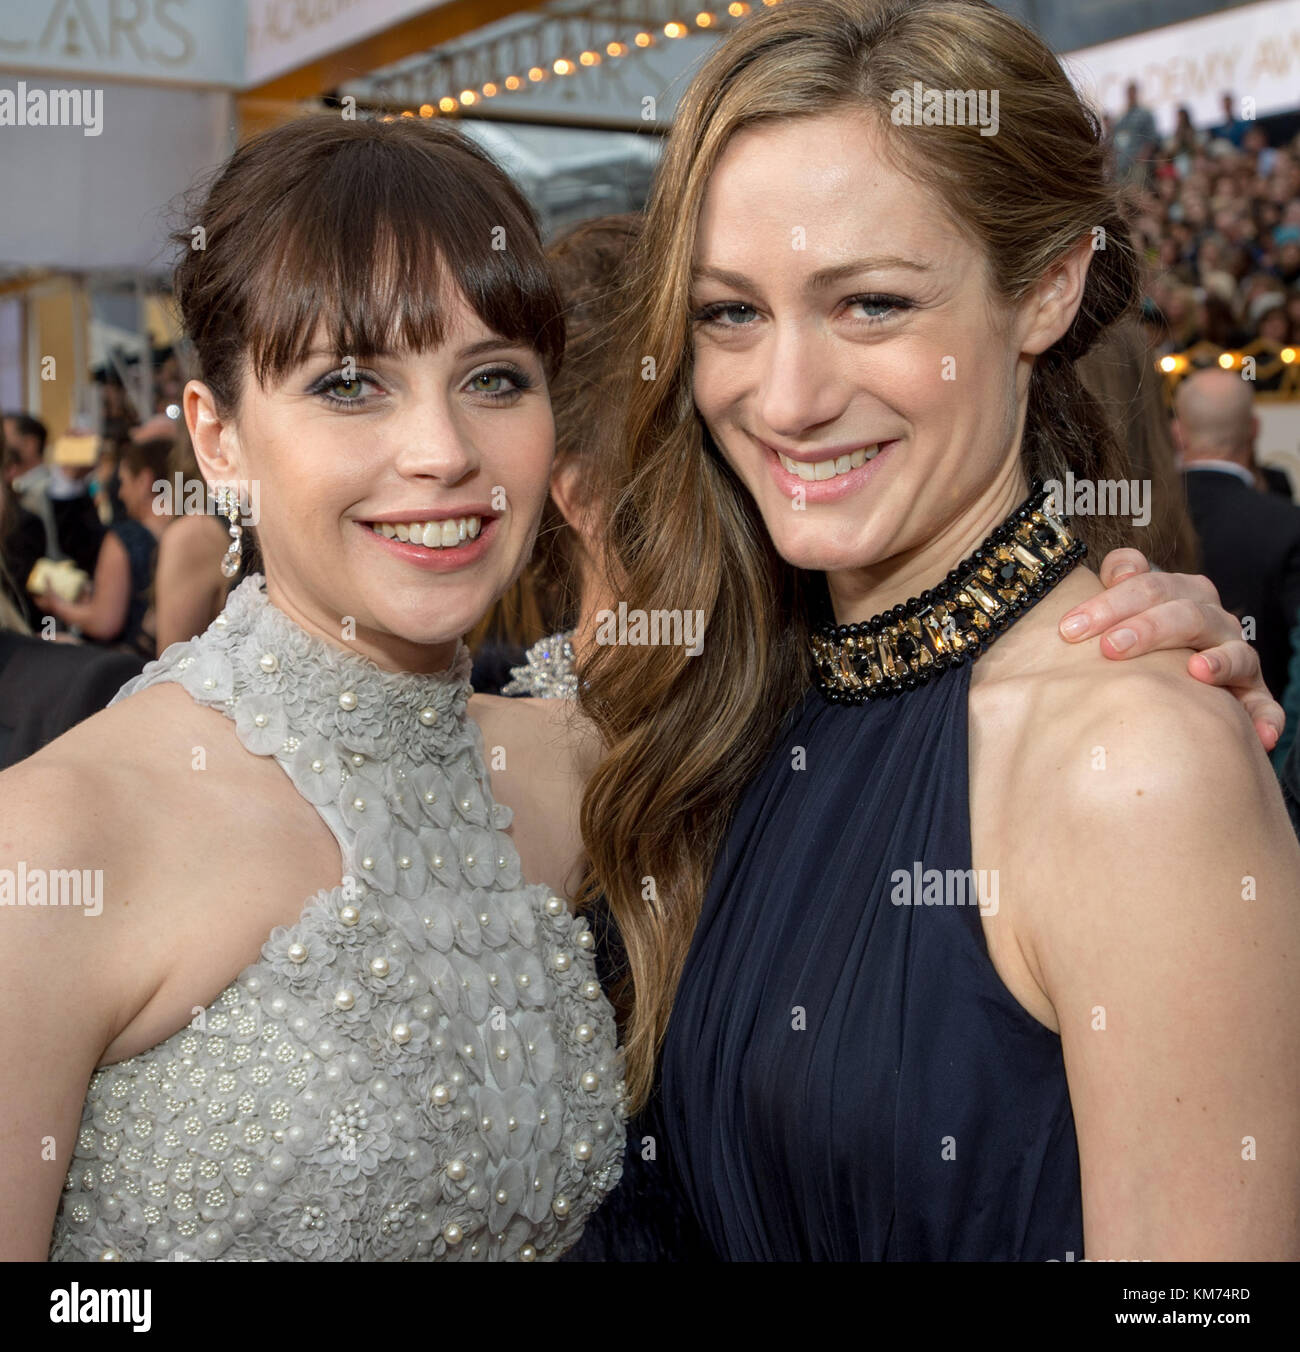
48,573,625,1261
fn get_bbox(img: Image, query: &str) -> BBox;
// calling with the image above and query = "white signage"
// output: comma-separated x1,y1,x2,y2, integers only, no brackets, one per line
0,0,243,88
244,0,448,88
1064,0,1300,134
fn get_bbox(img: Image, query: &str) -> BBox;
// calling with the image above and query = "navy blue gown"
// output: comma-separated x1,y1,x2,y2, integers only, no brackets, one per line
657,659,1085,1261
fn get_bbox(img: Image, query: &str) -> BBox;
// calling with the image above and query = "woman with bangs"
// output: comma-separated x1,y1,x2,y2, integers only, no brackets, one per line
0,41,1284,1264
0,116,625,1262
574,0,1300,1261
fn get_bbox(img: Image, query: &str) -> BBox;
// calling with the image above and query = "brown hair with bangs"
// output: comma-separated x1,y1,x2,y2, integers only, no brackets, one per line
170,113,564,418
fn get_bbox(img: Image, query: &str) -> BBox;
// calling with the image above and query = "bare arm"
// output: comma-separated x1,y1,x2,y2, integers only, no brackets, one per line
0,759,154,1259
1031,678,1300,1259
40,531,132,641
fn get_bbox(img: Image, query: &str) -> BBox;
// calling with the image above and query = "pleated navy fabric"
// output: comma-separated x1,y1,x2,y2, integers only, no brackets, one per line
658,660,1085,1261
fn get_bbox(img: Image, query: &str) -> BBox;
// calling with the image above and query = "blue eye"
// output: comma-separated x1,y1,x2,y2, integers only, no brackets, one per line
692,302,759,327
847,294,912,322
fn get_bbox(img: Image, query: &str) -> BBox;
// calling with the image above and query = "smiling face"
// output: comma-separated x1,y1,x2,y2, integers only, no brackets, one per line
186,285,554,672
690,110,1064,614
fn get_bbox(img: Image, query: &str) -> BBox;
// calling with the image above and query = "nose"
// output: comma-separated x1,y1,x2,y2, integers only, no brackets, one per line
756,318,853,443
390,394,479,486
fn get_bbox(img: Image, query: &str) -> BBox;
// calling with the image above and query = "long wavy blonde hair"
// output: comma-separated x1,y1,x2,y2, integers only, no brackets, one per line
577,0,1144,1112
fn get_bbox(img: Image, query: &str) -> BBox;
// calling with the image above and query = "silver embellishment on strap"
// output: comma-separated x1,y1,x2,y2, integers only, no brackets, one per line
501,630,579,700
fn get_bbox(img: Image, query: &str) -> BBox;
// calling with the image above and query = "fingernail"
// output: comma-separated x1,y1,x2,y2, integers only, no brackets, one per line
1200,652,1220,675
1060,613,1089,639
1108,628,1137,653
1112,567,1138,582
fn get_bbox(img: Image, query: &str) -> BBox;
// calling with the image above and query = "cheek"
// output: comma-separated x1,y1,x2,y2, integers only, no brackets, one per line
489,412,554,522
691,344,749,425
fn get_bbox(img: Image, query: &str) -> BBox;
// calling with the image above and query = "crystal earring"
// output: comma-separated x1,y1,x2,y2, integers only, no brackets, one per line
215,485,243,579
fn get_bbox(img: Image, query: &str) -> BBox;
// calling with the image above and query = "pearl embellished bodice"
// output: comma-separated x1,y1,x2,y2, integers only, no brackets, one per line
48,574,625,1261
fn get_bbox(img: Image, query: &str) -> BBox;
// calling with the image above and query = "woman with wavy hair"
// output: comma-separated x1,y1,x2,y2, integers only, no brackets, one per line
577,0,1300,1260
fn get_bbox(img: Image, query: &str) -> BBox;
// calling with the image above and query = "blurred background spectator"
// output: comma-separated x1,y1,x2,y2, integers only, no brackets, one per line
1174,369,1300,702
31,434,171,657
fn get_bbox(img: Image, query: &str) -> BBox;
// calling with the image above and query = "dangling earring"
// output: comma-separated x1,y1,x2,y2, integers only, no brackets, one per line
215,485,243,579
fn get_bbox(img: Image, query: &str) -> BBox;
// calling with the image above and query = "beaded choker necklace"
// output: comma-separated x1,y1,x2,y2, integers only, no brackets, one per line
810,481,1086,703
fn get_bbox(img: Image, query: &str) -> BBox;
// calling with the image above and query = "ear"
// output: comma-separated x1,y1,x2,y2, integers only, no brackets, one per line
1017,235,1095,358
549,455,596,553
184,379,244,490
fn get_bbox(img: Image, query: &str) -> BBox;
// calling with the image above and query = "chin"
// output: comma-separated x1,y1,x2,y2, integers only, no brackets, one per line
763,518,888,576
367,587,485,649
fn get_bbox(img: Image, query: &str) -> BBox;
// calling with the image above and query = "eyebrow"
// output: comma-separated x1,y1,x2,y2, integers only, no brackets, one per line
301,336,533,362
692,256,934,293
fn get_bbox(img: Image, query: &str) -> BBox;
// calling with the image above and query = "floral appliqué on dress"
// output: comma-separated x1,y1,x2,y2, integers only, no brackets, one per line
48,575,624,1261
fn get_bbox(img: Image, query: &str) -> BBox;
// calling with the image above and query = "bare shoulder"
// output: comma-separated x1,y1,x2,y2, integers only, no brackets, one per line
469,692,600,779
0,691,191,1070
1,680,342,1060
974,565,1297,989
468,693,594,899
0,683,194,871
971,567,1269,806
0,680,255,960
157,512,225,564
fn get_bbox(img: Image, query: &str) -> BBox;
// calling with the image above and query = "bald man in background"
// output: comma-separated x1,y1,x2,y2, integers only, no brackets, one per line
1176,369,1300,702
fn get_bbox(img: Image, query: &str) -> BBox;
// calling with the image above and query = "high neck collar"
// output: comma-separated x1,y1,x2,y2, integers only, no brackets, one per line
172,572,474,764
810,481,1086,703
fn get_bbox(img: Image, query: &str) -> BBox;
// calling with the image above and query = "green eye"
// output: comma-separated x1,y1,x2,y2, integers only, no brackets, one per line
329,377,366,400
471,372,505,393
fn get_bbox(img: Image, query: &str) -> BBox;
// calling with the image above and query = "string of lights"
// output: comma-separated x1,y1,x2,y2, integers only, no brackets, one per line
365,0,784,119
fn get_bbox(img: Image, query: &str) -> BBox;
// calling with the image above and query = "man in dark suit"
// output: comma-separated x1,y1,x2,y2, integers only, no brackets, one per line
1176,369,1300,702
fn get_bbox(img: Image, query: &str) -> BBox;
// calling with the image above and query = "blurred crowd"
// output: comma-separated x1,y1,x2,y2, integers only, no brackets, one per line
1110,85,1300,373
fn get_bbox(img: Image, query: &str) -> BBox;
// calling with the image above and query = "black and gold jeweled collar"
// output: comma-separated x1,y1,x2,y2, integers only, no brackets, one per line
809,481,1086,703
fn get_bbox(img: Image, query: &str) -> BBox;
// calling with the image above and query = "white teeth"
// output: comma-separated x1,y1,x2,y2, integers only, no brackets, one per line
778,447,880,481
368,516,483,551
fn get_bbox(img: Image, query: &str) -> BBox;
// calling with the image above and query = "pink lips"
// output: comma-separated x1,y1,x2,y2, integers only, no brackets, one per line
761,437,898,503
357,516,497,572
